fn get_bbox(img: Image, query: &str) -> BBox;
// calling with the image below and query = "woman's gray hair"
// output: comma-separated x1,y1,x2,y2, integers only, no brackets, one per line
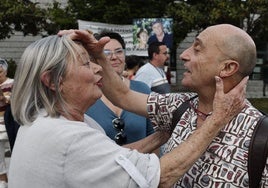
11,35,81,125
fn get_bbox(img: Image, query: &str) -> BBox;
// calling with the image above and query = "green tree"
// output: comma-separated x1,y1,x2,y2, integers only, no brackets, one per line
45,2,77,35
166,0,268,45
65,0,174,24
0,0,48,39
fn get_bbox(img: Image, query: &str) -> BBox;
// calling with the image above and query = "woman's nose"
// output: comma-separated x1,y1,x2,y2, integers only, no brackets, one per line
92,63,103,73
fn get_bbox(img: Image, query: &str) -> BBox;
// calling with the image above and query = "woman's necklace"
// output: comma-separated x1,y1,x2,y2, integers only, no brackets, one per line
190,103,212,121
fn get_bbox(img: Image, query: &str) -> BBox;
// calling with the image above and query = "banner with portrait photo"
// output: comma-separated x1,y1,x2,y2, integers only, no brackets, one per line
78,19,147,56
133,18,173,52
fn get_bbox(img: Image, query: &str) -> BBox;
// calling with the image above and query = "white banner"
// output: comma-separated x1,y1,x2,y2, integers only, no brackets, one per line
78,19,147,56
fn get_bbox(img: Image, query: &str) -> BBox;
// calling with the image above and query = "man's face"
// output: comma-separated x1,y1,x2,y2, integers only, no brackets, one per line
155,45,169,66
152,23,164,36
179,27,223,91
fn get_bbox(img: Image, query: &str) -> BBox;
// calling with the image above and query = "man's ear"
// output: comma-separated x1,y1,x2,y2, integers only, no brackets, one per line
40,71,56,91
219,60,239,78
153,52,157,59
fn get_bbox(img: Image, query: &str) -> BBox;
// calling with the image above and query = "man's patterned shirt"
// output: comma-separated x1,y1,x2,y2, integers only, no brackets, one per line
147,92,268,187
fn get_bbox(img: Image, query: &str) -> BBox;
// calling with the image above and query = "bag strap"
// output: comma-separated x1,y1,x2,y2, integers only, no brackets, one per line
171,96,197,127
248,115,268,188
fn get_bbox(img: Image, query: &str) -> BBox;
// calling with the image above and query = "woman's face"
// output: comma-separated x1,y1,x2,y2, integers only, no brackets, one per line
103,39,125,76
139,31,148,44
60,45,103,112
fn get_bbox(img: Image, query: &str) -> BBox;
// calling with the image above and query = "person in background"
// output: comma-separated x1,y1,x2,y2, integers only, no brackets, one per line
0,58,13,188
8,29,246,188
135,28,149,50
134,42,171,155
147,19,173,50
86,31,155,149
125,55,144,80
94,24,268,187
135,41,170,94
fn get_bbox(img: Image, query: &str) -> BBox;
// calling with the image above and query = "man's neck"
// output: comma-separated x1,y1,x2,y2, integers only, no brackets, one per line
150,60,162,68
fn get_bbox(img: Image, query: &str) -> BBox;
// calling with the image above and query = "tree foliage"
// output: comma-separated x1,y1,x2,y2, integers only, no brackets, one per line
45,2,77,35
66,0,174,24
0,0,48,39
1,0,268,48
166,0,268,45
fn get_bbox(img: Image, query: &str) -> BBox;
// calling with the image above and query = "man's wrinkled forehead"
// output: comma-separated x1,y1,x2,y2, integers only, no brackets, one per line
197,27,213,40
195,27,220,48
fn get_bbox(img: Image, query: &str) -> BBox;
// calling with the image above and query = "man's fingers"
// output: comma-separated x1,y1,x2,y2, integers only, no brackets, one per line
213,75,248,121
98,37,111,47
57,29,76,37
215,76,224,96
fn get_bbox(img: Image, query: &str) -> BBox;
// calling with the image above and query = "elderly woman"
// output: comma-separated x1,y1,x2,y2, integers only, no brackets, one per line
8,30,246,188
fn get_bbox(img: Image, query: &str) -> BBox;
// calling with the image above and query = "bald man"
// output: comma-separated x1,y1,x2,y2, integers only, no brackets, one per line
101,24,267,187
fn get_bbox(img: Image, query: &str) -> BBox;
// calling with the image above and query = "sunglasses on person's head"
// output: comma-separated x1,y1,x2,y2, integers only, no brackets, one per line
112,118,127,145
